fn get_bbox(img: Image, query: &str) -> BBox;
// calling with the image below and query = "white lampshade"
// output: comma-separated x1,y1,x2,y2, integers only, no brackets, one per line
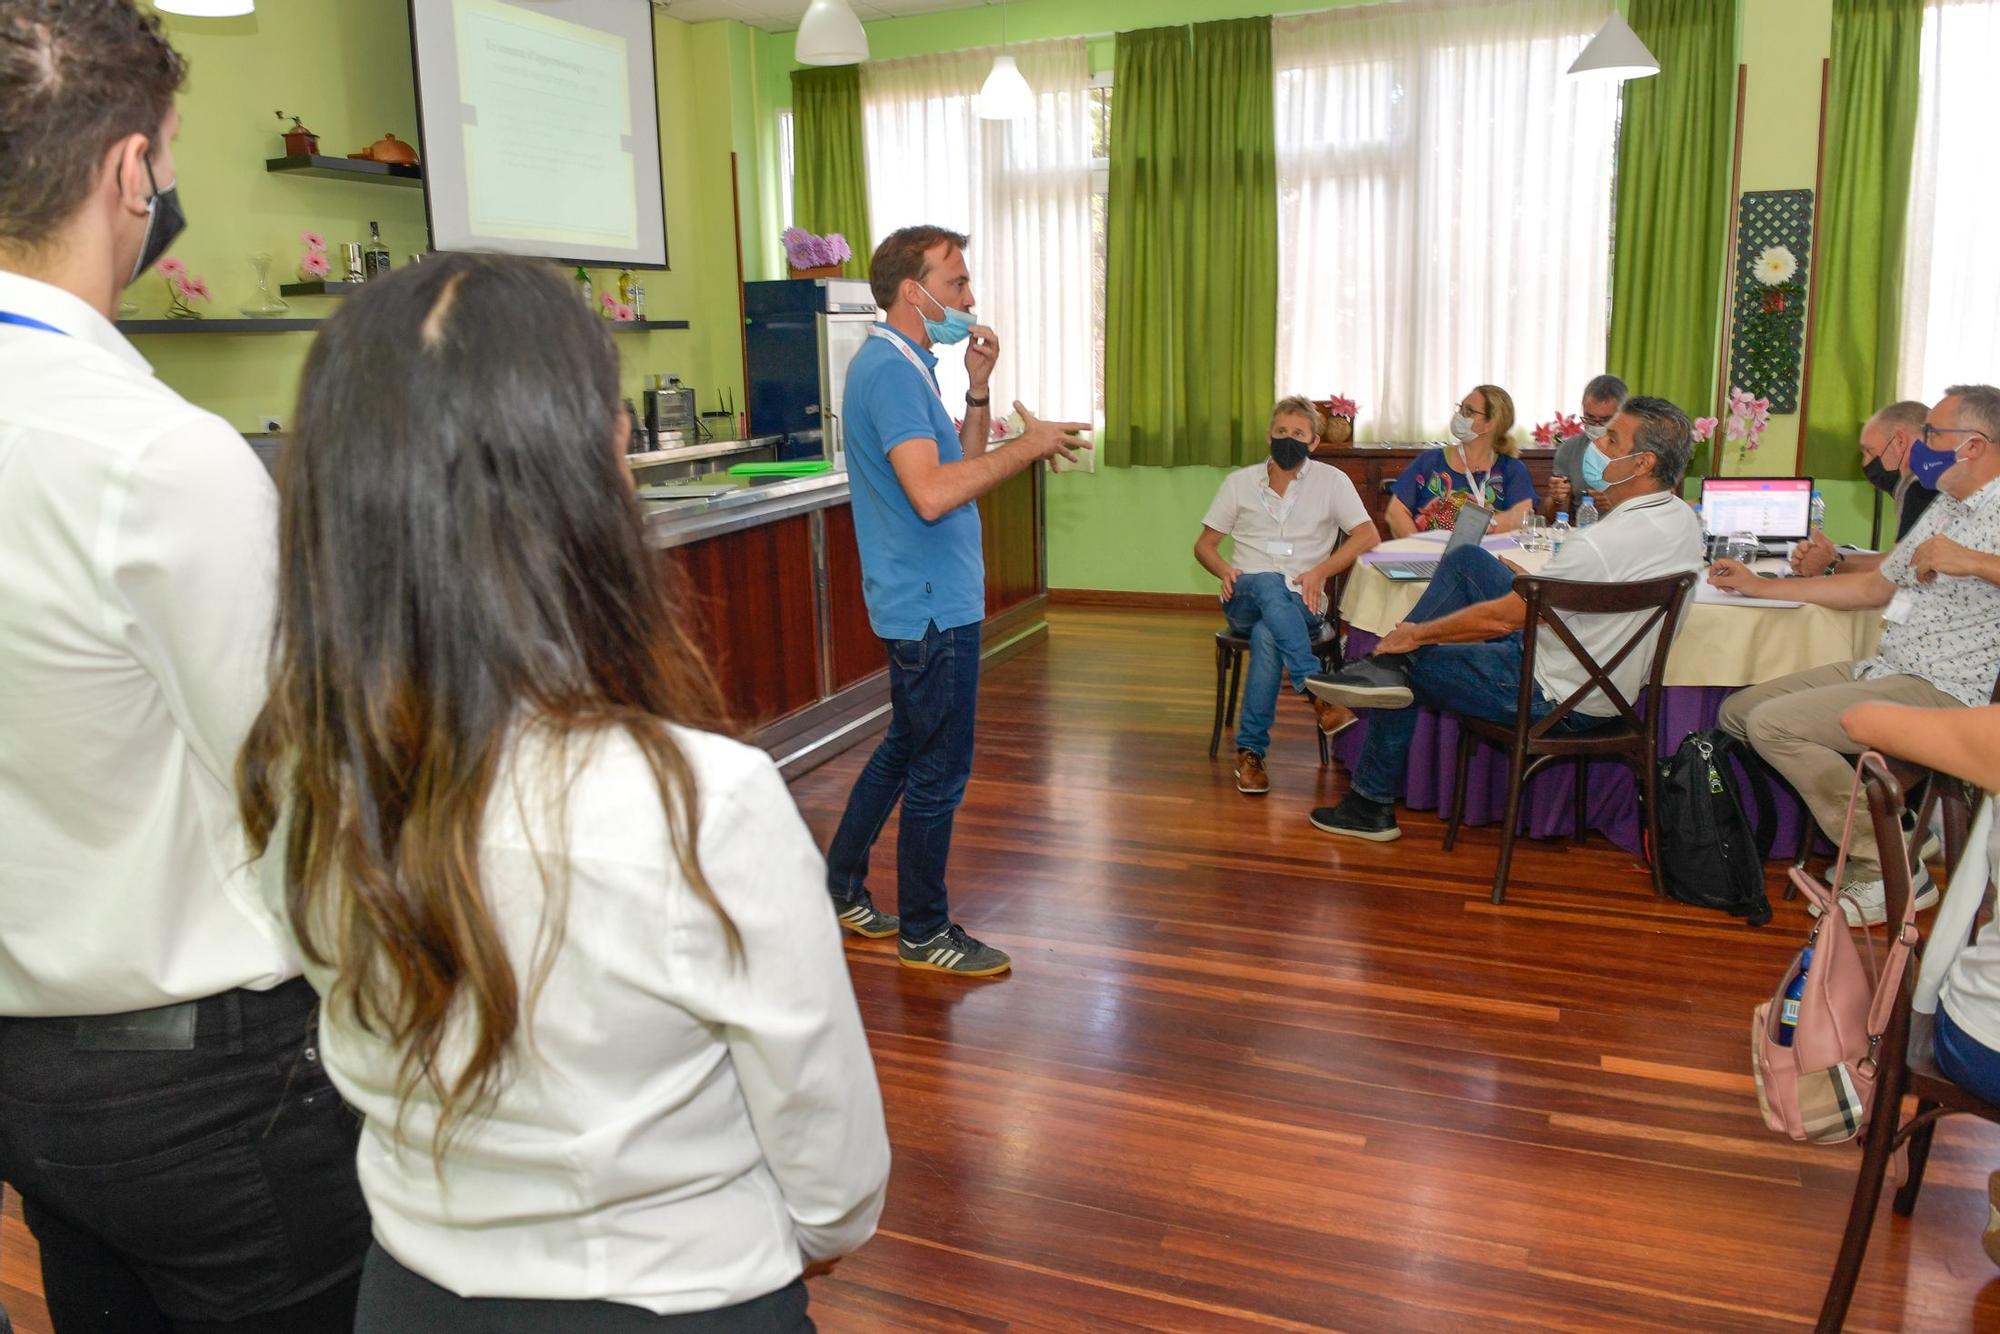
974,55,1035,121
1567,11,1659,80
796,0,868,67
154,0,255,14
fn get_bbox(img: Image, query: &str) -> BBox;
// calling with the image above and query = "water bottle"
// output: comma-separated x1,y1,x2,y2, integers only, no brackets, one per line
1576,495,1598,530
1693,503,1710,561
1777,946,1814,1048
1809,489,1827,537
1550,511,1570,554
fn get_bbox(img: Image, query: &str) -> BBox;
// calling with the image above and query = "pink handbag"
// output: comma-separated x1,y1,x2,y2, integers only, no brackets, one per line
1752,755,1919,1144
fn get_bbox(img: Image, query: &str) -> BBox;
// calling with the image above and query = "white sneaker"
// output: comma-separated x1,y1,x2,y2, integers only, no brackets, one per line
1809,868,1938,926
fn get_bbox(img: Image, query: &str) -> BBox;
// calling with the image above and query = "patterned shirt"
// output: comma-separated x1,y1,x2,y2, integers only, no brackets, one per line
1863,477,2000,706
1390,447,1538,531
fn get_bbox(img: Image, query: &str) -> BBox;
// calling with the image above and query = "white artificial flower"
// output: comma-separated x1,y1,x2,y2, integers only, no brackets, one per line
1754,245,1798,285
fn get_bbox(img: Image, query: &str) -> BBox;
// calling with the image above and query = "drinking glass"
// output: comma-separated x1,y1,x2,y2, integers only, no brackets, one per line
1519,512,1545,554
1726,530,1760,567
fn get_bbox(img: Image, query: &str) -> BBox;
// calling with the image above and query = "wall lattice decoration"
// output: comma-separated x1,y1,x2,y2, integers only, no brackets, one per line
1726,188,1813,413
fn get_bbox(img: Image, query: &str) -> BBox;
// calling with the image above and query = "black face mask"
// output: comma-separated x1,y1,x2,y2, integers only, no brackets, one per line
1861,457,1897,493
1269,436,1310,471
126,153,187,286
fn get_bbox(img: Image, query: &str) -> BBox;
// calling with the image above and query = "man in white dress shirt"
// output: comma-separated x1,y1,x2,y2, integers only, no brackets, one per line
0,3,368,1327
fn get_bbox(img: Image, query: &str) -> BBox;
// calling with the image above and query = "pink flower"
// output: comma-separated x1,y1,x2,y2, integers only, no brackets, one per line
182,276,212,303
615,303,634,322
301,252,331,278
157,257,187,278
1692,416,1719,442
601,291,618,311
300,231,326,251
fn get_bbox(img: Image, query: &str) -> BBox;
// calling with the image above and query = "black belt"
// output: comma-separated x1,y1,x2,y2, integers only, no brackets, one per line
39,976,319,1053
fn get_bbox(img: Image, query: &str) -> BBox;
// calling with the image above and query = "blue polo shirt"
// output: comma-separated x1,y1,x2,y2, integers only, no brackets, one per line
842,325,985,641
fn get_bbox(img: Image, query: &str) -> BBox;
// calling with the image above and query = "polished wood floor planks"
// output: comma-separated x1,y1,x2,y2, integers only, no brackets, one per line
1,606,1994,1331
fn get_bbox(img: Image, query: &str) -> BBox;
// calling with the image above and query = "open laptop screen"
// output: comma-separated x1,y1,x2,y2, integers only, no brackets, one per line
1700,477,1814,541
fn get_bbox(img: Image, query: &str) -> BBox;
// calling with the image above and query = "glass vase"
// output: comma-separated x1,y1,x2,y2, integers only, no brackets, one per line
240,251,289,318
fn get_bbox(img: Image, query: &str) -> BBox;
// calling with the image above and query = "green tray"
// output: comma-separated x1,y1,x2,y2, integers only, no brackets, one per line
727,460,833,478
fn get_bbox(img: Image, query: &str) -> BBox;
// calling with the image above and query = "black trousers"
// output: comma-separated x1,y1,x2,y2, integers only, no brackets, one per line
357,1245,815,1332
0,976,371,1332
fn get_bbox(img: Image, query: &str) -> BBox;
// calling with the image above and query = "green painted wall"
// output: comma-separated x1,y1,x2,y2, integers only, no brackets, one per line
142,1,755,433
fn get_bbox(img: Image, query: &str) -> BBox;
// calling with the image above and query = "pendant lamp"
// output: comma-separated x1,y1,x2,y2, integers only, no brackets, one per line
153,0,254,14
1567,11,1658,80
975,1,1034,121
796,0,868,67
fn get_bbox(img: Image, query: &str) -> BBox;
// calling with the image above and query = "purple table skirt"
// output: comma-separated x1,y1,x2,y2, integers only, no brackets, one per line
1331,627,1817,859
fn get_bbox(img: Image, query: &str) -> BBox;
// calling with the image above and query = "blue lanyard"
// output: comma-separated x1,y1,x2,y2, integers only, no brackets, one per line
0,311,67,336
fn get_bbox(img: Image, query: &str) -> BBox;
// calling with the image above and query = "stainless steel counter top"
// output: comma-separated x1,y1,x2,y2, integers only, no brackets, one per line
626,435,783,469
642,471,851,550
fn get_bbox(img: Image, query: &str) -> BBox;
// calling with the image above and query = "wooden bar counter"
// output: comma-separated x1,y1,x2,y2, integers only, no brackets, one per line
646,465,1047,777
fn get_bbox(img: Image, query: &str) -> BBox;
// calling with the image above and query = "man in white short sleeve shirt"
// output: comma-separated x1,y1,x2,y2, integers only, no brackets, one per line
1194,396,1379,795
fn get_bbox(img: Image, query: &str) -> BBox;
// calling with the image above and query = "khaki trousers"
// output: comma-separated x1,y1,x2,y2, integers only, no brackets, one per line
1717,662,1959,883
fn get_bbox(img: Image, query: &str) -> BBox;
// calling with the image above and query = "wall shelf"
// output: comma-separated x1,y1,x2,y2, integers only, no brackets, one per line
119,319,320,334
265,154,422,187
279,280,365,297
610,320,690,333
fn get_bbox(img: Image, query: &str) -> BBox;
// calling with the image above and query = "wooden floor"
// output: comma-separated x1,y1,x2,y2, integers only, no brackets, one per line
4,605,1997,1331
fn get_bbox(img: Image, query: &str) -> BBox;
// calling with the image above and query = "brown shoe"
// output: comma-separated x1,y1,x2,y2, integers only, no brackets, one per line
1313,697,1359,737
1234,749,1270,795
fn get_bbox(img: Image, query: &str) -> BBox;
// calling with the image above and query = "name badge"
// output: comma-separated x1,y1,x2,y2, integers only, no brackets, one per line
1263,539,1295,559
1884,589,1918,624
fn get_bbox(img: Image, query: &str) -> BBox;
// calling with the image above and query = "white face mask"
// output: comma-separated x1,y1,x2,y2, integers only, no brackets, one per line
1581,422,1609,442
1448,413,1478,443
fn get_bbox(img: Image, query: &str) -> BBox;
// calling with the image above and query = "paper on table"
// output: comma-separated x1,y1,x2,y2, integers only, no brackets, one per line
1693,578,1806,610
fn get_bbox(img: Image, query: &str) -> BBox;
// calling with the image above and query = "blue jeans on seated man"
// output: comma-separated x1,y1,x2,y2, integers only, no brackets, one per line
1936,1006,2000,1107
1350,545,1600,806
1224,571,1326,758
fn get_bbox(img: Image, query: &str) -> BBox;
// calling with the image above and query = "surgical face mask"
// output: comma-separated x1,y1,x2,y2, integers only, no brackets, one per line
1581,440,1645,494
127,153,186,286
1448,412,1478,443
1269,435,1310,471
1861,456,1897,492
914,282,975,346
1581,421,1610,442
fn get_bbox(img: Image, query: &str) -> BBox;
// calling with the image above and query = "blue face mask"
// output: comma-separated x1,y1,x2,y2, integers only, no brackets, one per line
1906,437,1960,491
915,283,976,346
1581,440,1644,494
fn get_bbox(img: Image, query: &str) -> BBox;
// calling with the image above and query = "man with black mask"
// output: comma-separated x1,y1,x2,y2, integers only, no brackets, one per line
1195,396,1380,794
1793,399,1934,575
0,3,369,1327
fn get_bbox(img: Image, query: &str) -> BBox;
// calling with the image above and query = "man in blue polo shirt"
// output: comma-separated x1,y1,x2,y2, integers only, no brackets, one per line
825,225,1089,977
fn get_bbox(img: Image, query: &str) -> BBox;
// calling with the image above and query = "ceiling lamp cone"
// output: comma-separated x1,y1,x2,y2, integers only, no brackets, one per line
975,55,1034,121
154,0,254,14
1566,11,1659,79
796,0,869,66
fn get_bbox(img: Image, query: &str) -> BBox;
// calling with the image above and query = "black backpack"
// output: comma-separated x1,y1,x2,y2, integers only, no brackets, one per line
1652,729,1778,927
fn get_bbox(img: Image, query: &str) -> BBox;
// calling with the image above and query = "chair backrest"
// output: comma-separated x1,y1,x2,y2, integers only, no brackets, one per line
1509,570,1698,739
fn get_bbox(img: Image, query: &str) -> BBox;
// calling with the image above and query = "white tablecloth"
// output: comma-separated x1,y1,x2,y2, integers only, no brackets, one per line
1339,534,1883,689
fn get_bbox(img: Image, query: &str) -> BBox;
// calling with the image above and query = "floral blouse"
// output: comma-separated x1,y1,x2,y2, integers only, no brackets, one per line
1390,448,1538,531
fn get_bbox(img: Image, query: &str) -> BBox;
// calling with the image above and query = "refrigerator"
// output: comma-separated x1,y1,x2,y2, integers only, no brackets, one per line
743,278,879,465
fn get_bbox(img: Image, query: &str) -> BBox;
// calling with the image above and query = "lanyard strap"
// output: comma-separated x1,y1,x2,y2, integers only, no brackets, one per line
868,325,945,408
1454,445,1493,508
0,311,67,337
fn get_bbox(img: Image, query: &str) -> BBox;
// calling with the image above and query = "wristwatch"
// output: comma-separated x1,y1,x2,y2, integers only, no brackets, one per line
965,392,991,408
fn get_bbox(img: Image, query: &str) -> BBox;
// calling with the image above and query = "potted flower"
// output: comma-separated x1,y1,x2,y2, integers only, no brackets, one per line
783,228,851,279
158,258,211,319
296,231,330,283
1312,394,1358,445
1532,411,1584,446
275,111,319,157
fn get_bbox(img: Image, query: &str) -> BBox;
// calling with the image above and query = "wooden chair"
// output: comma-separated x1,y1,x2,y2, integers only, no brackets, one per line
1443,570,1697,904
1816,756,2000,1332
1210,571,1346,767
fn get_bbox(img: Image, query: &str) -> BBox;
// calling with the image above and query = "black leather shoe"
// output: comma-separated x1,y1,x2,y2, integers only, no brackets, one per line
1309,794,1402,843
1306,657,1413,710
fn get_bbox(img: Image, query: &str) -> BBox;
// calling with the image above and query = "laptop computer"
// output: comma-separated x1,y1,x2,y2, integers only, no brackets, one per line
1375,504,1495,581
1699,477,1815,555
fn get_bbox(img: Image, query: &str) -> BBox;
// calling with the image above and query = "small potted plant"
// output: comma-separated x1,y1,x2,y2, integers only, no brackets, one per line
276,111,318,157
1531,411,1584,446
1313,394,1358,445
157,258,211,319
784,228,851,279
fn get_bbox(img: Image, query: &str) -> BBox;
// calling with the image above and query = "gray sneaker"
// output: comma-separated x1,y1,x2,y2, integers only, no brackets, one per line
831,893,899,939
1810,867,1938,926
899,924,1011,976
1307,656,1414,710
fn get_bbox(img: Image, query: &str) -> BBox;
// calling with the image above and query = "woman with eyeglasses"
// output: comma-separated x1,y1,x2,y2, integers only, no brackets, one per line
237,254,889,1330
1385,384,1537,537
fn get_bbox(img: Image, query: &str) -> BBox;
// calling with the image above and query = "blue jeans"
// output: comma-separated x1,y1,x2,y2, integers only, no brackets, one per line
1936,1007,2000,1106
826,619,981,943
1351,545,1598,805
1223,572,1325,759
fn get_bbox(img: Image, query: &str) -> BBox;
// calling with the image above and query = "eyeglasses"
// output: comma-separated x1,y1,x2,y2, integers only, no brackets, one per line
1920,424,1989,449
1580,410,1615,427
1453,402,1489,420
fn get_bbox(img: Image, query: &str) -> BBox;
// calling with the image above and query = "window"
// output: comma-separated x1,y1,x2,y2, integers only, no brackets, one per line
1089,70,1112,416
776,108,795,233
1273,0,1621,441
1898,0,2000,402
860,40,1099,422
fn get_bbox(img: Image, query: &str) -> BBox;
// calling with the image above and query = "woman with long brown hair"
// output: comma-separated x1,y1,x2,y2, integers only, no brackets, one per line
238,254,888,1330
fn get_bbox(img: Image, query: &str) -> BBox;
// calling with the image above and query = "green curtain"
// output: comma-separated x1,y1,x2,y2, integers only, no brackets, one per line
1605,0,1738,466
1104,20,1278,468
1801,0,1923,484
790,67,872,280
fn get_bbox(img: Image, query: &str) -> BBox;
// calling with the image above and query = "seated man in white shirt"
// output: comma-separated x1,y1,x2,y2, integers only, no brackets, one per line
1306,396,1703,842
1712,384,2000,925
1195,396,1380,794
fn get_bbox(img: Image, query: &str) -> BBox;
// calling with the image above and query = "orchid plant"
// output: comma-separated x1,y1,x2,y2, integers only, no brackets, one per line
1690,389,1769,472
157,257,210,318
782,228,852,271
1532,411,1584,446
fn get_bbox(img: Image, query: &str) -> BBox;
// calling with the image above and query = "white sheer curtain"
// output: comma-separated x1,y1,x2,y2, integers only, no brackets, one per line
1898,0,2000,402
1274,0,1620,441
860,39,1095,421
